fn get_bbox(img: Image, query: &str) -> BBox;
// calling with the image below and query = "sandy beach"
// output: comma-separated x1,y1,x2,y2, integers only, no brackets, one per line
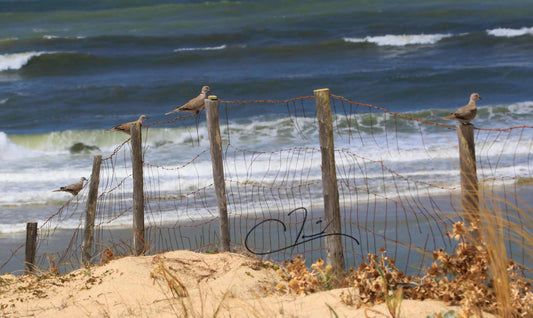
0,250,496,318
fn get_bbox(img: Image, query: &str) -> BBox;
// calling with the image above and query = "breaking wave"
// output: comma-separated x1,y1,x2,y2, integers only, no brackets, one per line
344,33,453,46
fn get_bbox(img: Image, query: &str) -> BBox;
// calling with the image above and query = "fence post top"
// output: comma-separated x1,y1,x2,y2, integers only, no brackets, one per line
208,95,218,100
314,88,330,94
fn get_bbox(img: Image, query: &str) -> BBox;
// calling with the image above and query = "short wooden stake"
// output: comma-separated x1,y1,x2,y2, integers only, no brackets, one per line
205,96,230,252
457,124,480,239
131,122,145,255
314,88,345,274
25,222,38,273
82,155,102,265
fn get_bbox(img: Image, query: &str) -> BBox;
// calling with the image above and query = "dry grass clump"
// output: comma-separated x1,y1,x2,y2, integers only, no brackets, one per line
99,247,114,265
341,221,533,317
150,258,188,298
341,248,407,308
275,255,335,295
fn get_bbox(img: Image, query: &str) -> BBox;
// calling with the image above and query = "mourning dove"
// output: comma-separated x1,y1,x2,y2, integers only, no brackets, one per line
165,86,210,115
444,93,481,124
53,177,87,196
107,115,147,135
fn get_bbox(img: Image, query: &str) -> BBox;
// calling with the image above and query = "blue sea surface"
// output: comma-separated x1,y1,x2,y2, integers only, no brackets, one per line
1,0,532,132
0,0,532,272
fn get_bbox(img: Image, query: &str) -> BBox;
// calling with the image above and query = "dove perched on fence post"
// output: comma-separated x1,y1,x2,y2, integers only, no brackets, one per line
444,93,481,124
165,86,210,115
107,115,147,135
53,177,87,196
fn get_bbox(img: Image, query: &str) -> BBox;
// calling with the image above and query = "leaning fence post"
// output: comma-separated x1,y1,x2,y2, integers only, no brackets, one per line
82,154,102,265
314,88,345,274
205,95,230,252
130,122,145,255
457,124,480,240
25,222,38,273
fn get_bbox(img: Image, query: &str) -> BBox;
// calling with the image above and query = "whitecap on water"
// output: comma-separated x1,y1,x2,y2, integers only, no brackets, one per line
343,33,453,46
487,26,533,37
0,51,47,72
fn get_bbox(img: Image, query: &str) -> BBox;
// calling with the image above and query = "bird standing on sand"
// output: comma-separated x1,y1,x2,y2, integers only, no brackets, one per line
444,93,481,124
107,115,147,135
53,177,87,196
165,86,210,115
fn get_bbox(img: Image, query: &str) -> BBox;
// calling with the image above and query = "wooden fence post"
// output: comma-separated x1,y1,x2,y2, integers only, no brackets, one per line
82,154,102,265
314,88,345,274
205,95,230,252
457,124,480,240
130,122,145,255
25,222,38,273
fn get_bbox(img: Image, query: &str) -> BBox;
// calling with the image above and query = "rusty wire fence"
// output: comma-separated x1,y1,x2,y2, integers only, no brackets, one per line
1,93,532,276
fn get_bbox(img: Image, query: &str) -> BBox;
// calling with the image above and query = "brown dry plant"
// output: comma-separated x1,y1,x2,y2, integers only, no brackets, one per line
150,259,188,298
341,221,532,317
99,247,114,265
276,255,337,295
47,255,59,275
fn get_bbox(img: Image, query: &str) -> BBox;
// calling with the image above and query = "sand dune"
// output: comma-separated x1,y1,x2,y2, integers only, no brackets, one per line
0,250,493,317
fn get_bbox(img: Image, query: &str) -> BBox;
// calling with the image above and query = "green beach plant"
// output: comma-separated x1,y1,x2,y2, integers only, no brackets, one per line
377,266,404,318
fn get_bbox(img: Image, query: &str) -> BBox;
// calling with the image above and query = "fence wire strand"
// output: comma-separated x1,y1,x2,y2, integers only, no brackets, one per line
2,94,531,277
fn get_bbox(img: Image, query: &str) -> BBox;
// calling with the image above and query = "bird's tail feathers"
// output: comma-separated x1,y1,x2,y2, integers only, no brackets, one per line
443,114,455,120
165,109,179,115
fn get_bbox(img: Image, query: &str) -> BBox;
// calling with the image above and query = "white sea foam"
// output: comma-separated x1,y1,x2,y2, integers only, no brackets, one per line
487,26,533,37
0,219,84,234
173,44,227,52
0,132,43,160
43,34,86,40
0,101,530,210
0,51,46,72
344,33,452,46
507,101,533,114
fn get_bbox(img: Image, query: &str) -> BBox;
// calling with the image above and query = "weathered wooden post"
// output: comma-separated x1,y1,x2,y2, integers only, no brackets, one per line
314,88,345,274
130,122,145,255
205,95,230,252
457,124,480,240
82,155,102,265
25,221,38,273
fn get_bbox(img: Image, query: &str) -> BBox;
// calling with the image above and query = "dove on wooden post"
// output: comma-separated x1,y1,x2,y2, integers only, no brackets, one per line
53,177,87,196
444,93,481,124
107,115,147,135
165,86,210,115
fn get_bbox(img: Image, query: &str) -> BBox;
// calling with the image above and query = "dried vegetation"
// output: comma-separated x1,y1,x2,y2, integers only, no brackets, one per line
274,222,532,317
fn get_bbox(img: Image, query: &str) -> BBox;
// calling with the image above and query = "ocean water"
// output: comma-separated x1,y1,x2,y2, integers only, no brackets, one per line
1,0,532,238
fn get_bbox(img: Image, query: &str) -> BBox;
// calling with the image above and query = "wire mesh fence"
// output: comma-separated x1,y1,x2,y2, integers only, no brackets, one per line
1,92,531,277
